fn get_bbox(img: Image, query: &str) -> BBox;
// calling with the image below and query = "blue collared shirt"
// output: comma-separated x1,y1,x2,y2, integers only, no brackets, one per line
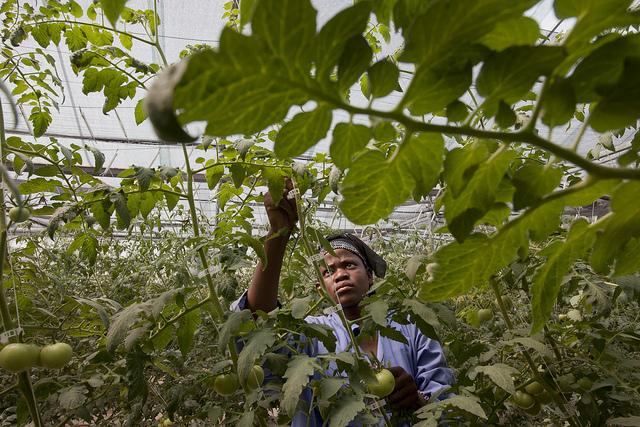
231,291,454,426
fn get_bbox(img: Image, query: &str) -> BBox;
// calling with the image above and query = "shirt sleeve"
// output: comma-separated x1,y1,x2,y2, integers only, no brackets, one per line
229,290,250,312
414,329,455,399
229,290,282,312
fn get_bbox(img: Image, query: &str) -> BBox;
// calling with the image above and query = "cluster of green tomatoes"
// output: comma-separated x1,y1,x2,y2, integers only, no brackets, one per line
0,342,73,373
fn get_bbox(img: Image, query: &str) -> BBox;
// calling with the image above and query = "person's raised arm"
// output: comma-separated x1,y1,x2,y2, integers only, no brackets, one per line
246,180,298,313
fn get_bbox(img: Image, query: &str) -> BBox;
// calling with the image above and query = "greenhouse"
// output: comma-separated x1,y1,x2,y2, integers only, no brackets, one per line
0,0,638,426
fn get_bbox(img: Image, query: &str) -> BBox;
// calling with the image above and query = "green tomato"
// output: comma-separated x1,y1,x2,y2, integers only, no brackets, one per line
525,381,544,396
524,400,541,415
477,308,494,323
39,343,73,369
367,369,395,398
8,206,30,223
465,310,480,327
576,377,592,391
0,343,38,373
214,373,239,396
536,390,553,404
246,365,264,390
513,391,536,409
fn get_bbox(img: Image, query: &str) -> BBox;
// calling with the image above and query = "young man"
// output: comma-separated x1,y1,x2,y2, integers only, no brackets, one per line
232,184,453,424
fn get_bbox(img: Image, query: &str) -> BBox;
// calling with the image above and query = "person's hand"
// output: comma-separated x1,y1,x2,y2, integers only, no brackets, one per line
264,178,298,236
387,366,426,410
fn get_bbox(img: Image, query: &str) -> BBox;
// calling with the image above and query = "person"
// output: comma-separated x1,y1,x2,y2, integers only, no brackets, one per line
231,181,454,425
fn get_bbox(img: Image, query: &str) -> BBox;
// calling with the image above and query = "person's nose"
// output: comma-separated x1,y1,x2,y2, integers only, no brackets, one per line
332,267,349,282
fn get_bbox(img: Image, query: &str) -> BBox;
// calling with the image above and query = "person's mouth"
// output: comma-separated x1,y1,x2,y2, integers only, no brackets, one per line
335,283,354,295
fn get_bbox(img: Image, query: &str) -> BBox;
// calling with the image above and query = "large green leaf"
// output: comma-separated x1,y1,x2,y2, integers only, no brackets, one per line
329,123,372,169
237,329,276,384
337,35,373,94
443,149,517,241
443,140,494,194
327,394,366,427
541,78,576,127
512,162,564,210
555,0,637,51
589,58,640,132
476,46,565,112
177,308,201,357
418,395,486,420
401,64,472,116
282,355,319,416
401,0,535,66
251,0,317,74
530,219,597,333
274,106,333,158
479,16,540,51
472,363,518,394
100,0,128,27
340,133,444,224
591,181,640,273
568,34,640,103
419,180,617,301
174,29,309,137
315,2,372,84
367,58,399,98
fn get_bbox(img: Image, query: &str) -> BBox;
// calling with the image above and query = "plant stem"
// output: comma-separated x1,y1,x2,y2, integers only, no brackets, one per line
301,87,640,180
179,143,245,386
152,0,169,67
149,296,212,341
0,85,43,427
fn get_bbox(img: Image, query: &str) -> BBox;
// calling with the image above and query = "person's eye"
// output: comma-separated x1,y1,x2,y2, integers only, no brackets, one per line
322,269,332,277
346,262,356,269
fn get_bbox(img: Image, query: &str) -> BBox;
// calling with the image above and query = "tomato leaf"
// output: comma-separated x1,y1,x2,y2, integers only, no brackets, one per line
328,393,366,427
237,329,276,384
177,308,201,357
274,106,333,158
472,363,518,394
330,123,371,170
340,133,444,224
100,0,128,28
367,58,399,98
282,355,319,416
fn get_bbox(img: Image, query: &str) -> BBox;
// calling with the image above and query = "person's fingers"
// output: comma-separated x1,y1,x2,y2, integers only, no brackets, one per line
284,177,294,191
388,385,414,404
388,366,406,378
392,393,419,410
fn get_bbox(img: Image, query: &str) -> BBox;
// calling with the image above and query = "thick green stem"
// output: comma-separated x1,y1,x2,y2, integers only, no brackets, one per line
301,87,640,181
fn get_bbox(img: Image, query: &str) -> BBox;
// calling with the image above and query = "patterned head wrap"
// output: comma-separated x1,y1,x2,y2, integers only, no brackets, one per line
324,233,387,278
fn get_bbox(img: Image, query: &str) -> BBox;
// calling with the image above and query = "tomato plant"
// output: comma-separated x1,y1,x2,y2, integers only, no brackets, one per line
0,0,639,426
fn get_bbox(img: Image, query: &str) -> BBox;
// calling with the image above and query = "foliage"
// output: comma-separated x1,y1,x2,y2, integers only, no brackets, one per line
0,0,639,426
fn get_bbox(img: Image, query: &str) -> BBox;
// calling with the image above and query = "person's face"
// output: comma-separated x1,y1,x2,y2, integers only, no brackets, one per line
318,248,372,308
